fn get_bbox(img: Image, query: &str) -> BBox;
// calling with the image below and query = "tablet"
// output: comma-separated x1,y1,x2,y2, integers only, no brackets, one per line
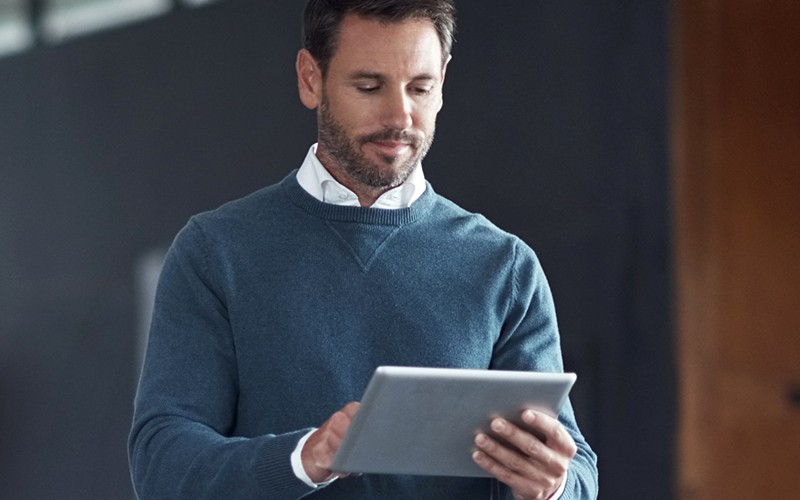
330,366,576,477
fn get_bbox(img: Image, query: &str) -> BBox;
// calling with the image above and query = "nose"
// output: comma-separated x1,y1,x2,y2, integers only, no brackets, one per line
381,87,413,131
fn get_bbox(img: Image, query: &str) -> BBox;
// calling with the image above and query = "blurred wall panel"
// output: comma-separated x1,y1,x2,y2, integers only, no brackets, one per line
0,2,307,498
673,1,800,498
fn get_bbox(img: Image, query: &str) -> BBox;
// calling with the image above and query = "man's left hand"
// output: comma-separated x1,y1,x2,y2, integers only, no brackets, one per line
472,409,576,500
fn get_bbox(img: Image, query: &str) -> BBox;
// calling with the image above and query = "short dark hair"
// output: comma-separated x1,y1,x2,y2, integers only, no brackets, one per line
302,0,456,75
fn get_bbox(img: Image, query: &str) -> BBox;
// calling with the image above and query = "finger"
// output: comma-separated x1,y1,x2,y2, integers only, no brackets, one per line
472,434,552,497
342,401,360,418
327,402,360,438
485,417,569,479
488,417,550,462
521,410,577,457
316,403,361,469
306,403,360,472
474,431,537,476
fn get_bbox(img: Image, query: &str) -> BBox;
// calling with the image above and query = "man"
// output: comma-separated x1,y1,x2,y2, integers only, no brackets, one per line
128,1,598,499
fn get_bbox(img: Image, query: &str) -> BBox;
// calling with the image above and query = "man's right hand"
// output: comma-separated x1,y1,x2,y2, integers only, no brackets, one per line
301,401,360,484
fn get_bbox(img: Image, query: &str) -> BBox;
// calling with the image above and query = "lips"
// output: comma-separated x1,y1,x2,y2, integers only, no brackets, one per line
370,140,413,157
363,131,421,160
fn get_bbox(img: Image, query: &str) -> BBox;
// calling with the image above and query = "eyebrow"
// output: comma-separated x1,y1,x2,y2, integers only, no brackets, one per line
348,71,437,82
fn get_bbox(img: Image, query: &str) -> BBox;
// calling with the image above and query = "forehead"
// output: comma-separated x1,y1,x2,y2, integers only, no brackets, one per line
329,14,443,76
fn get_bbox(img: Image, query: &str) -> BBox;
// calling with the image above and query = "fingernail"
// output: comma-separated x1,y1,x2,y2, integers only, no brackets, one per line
491,418,506,432
524,409,536,422
475,433,487,446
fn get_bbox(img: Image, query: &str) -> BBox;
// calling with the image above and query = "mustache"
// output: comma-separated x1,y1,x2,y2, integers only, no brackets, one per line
359,129,423,148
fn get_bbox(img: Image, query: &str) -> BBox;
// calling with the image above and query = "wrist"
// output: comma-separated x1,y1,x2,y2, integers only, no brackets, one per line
291,429,335,487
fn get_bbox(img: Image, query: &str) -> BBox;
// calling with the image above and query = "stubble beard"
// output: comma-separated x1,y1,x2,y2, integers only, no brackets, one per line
317,97,435,190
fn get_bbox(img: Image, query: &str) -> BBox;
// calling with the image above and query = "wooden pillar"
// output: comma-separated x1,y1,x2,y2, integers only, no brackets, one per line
672,1,800,498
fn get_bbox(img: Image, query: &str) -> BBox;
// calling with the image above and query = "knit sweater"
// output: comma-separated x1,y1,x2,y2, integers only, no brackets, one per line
128,172,598,499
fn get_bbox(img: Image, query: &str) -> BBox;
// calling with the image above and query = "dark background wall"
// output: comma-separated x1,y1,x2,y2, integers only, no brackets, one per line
0,1,671,498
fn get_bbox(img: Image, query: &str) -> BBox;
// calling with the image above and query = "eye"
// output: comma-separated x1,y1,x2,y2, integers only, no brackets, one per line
351,74,382,92
409,81,435,96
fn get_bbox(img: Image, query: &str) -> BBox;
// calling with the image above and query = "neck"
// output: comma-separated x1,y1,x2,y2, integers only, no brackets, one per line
315,149,400,207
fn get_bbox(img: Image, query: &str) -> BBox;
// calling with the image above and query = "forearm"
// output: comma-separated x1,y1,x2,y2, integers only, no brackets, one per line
129,414,315,500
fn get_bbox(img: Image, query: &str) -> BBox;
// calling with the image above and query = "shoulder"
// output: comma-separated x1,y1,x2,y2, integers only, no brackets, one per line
184,172,304,241
429,191,533,255
420,191,546,286
196,178,287,226
165,174,297,261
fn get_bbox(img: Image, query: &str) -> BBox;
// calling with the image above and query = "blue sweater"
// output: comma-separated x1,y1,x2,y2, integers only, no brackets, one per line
129,172,598,499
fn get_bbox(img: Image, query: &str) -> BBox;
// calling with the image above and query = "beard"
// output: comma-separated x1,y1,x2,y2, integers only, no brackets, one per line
317,97,435,189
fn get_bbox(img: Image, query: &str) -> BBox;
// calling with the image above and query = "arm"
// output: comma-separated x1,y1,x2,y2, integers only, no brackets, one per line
480,241,599,499
128,220,316,500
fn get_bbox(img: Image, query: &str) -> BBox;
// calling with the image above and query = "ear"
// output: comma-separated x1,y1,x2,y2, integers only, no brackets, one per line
296,49,322,110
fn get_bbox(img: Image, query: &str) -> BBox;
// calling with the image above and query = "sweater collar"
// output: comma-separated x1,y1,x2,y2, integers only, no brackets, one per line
282,170,436,226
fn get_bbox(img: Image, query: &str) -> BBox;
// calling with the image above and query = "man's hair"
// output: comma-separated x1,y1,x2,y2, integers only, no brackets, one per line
302,0,456,75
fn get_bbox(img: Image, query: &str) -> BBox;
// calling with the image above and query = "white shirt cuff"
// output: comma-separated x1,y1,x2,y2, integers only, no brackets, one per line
549,475,567,499
290,428,338,488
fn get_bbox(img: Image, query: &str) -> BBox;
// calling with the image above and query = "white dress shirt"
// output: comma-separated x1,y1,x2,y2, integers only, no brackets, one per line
295,143,426,209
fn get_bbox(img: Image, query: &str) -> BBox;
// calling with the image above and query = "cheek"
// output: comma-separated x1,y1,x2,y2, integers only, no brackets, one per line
332,99,375,132
413,105,440,132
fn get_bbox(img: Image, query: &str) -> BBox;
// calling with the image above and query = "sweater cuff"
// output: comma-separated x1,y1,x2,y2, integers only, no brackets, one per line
252,429,317,498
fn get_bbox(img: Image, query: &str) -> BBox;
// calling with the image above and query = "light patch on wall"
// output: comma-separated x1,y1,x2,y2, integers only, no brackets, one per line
41,0,172,43
0,0,34,58
180,0,223,7
134,248,165,381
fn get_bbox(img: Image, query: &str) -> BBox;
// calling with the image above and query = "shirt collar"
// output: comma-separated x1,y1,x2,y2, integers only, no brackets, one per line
296,143,426,209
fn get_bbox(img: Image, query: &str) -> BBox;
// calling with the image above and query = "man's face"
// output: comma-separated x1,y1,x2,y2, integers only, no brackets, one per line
304,14,447,192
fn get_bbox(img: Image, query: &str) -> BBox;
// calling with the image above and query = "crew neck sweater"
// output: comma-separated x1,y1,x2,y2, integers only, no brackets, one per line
129,172,598,499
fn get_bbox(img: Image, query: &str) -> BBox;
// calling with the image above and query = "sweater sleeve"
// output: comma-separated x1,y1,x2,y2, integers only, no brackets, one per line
128,219,315,500
491,240,599,500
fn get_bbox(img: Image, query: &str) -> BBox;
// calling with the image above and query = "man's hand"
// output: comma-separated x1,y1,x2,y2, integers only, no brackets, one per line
472,409,577,500
301,402,360,484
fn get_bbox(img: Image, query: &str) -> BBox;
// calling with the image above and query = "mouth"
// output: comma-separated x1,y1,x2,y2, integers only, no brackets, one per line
361,130,421,160
368,140,413,158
